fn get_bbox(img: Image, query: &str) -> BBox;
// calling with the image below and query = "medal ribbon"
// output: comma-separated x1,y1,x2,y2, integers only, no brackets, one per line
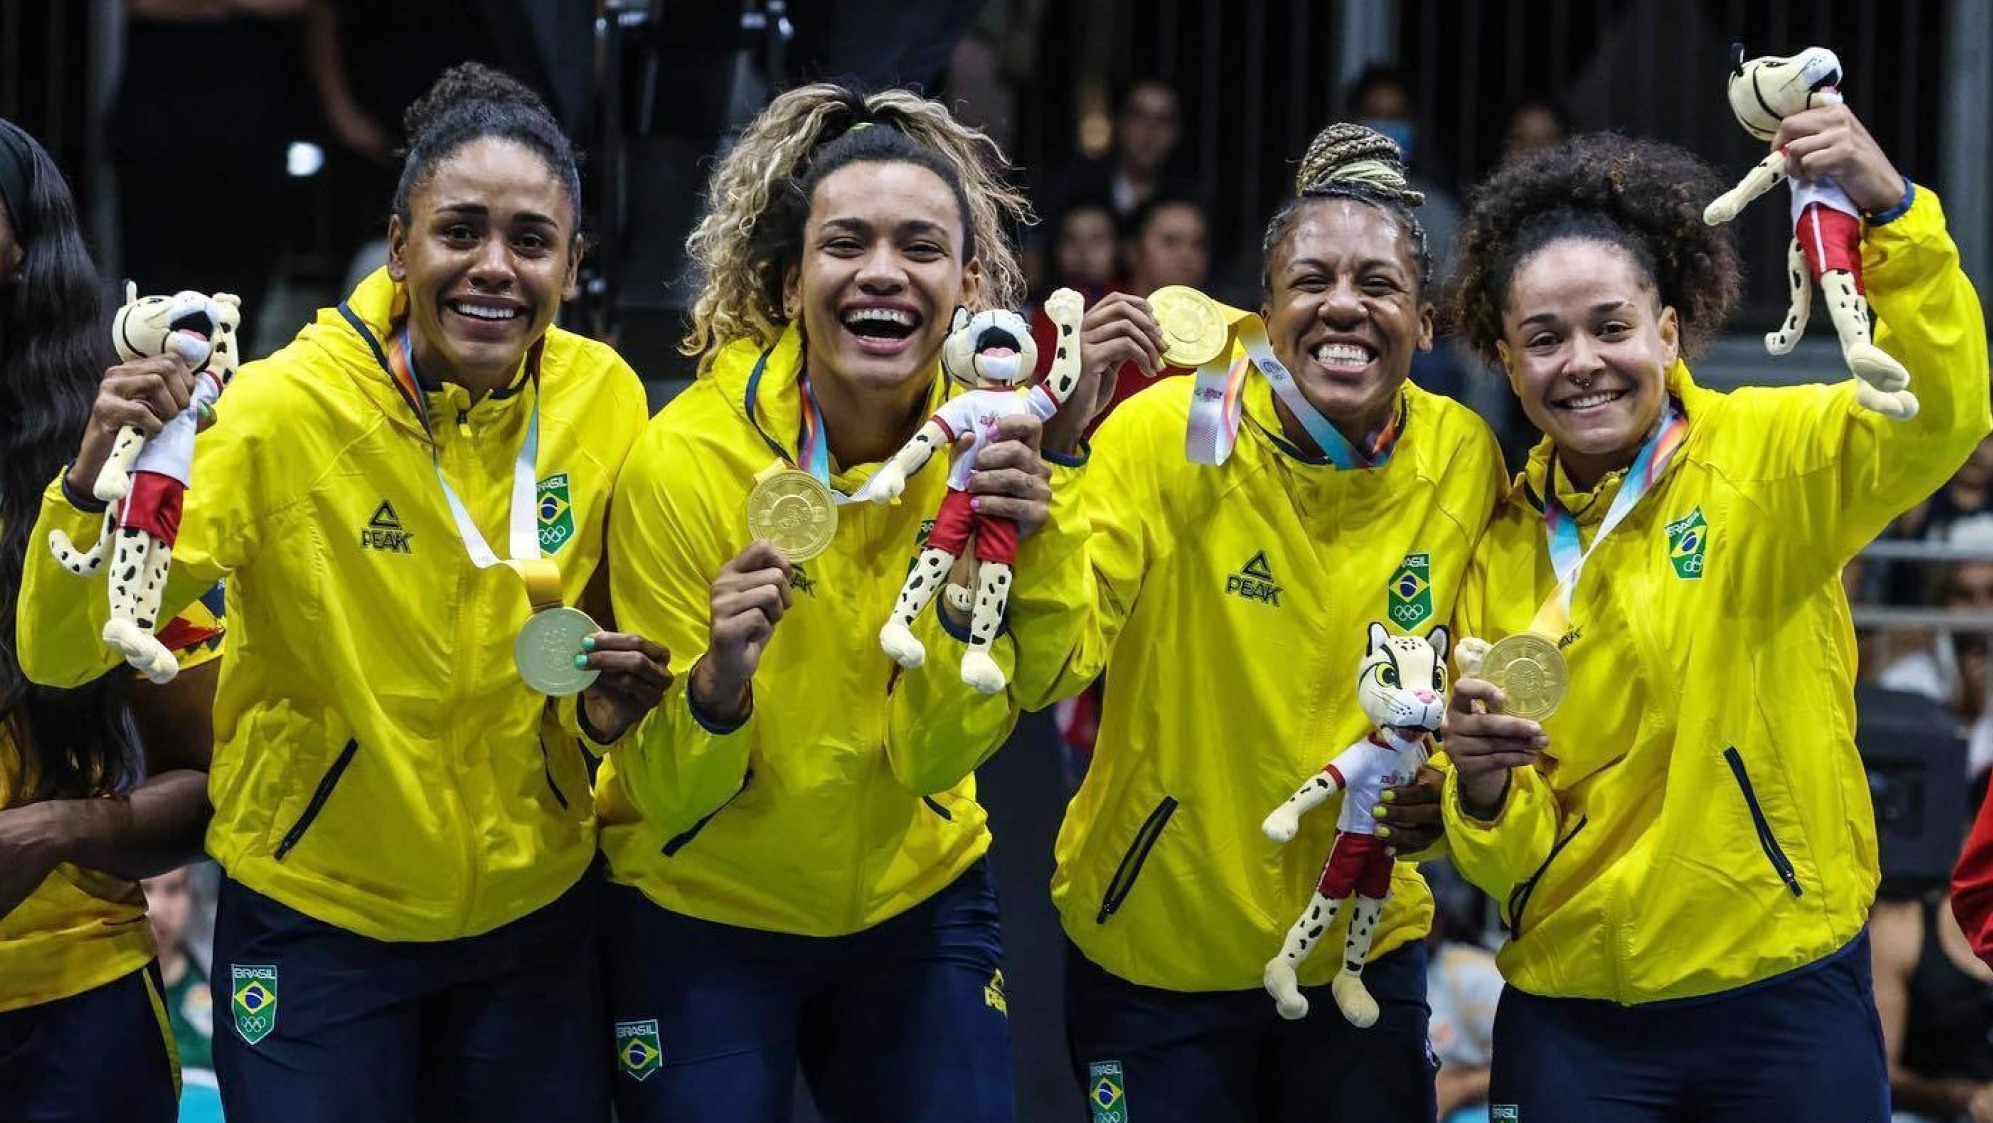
1533,398,1689,633
386,327,561,610
1185,304,1399,469
744,348,882,506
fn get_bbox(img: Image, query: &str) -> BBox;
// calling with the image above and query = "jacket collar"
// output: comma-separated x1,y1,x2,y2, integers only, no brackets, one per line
323,268,535,440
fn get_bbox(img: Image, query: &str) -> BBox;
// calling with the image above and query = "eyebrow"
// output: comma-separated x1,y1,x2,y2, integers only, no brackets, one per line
1285,255,1406,275
820,216,954,239
1517,299,1635,329
435,202,561,228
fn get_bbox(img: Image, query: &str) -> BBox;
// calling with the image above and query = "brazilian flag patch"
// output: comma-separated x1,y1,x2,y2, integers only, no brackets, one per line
538,472,576,554
1666,507,1708,580
230,964,278,1045
1087,1060,1128,1122
615,1018,663,1082
1388,552,1434,628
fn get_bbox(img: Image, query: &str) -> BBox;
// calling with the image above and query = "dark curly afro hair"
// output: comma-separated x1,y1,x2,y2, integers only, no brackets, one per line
1444,132,1742,364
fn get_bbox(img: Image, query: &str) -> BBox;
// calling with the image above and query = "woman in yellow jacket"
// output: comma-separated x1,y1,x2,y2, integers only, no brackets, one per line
593,85,1087,1121
1440,115,1988,1120
1022,124,1507,1123
0,115,219,1123
19,66,665,1122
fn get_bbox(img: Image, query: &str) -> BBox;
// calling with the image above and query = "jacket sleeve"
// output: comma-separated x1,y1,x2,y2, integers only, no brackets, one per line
1740,187,1991,559
1008,402,1165,712
1436,534,1563,906
600,429,760,837
20,363,281,688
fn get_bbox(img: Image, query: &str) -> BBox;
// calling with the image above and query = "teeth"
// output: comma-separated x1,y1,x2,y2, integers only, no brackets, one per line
1562,391,1623,409
451,302,519,321
1313,342,1374,368
844,307,915,327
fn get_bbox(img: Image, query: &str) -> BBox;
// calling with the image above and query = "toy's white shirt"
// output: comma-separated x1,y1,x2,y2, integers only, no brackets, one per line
931,385,1058,491
133,368,224,487
1789,175,1858,225
1330,733,1428,835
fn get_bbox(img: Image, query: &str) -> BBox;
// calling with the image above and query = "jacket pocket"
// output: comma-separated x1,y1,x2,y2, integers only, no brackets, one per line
1506,815,1588,939
661,769,753,857
1096,796,1178,924
275,739,359,860
1723,747,1804,898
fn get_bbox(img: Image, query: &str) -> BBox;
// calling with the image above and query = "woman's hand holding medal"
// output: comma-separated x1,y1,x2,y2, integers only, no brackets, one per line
1443,678,1550,821
576,632,673,745
1041,293,1164,454
690,541,794,727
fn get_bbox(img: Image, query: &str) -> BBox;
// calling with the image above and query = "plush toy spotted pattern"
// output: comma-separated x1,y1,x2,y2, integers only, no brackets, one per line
1261,622,1449,1026
48,287,238,683
1703,43,1917,420
853,288,1085,694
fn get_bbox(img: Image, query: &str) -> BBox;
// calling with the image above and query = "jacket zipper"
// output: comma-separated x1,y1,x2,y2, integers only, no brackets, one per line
1723,747,1804,897
922,795,953,820
1096,796,1179,923
662,769,754,857
538,736,569,810
275,739,360,860
1505,815,1588,938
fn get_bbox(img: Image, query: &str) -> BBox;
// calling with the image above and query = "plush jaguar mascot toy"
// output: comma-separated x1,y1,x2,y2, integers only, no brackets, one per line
1703,43,1917,420
49,287,239,682
853,288,1085,694
1261,622,1449,1027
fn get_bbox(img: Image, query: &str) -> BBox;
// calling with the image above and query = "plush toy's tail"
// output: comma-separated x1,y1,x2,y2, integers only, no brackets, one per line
48,508,115,576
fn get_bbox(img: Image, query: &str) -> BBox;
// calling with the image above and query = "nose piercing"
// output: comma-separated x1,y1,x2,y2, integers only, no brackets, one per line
1572,373,1595,390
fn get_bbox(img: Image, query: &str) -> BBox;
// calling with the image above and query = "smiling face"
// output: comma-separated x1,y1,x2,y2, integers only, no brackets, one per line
784,160,979,398
1498,238,1679,487
387,136,578,390
1261,198,1433,439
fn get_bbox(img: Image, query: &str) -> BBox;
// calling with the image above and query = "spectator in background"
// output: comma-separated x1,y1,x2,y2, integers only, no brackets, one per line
1345,65,1460,281
1878,515,1993,776
1031,78,1198,289
144,867,214,1075
1881,774,1993,1123
1426,863,1501,1123
1049,201,1121,301
1499,97,1570,167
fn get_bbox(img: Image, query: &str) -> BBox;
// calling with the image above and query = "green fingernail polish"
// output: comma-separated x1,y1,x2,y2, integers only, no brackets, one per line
1381,789,1397,803
582,635,597,651
1376,826,1392,839
1371,805,1387,820
573,655,589,669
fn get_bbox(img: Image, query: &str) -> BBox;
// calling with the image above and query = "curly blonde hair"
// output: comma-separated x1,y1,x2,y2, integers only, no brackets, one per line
682,84,1031,365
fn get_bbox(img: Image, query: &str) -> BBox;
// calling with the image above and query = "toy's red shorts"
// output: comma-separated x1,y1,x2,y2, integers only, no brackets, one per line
1797,202,1864,289
926,488,1018,565
117,471,183,542
1317,831,1394,900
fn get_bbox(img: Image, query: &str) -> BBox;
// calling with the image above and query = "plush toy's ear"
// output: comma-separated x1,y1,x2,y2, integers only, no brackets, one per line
123,279,137,306
1730,41,1747,75
1367,621,1391,658
952,306,972,334
1427,624,1451,665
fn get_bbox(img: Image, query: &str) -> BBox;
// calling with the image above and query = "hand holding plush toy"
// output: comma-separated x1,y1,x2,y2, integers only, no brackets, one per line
1261,622,1449,1027
853,288,1085,694
1703,43,1917,420
49,287,240,682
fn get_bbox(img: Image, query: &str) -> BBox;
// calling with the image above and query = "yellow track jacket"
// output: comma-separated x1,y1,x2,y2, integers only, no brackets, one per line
1022,374,1506,990
19,269,647,941
594,328,1091,935
1442,188,1990,1004
1,592,222,1013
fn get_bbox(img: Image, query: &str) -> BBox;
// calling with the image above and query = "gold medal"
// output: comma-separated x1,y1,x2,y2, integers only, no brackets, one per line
1149,285,1230,369
746,468,837,562
515,605,601,696
1481,633,1569,720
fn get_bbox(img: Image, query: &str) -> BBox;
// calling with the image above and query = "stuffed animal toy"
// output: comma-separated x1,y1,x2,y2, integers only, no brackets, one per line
852,287,1085,694
1261,622,1449,1026
49,287,239,683
1703,43,1917,420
